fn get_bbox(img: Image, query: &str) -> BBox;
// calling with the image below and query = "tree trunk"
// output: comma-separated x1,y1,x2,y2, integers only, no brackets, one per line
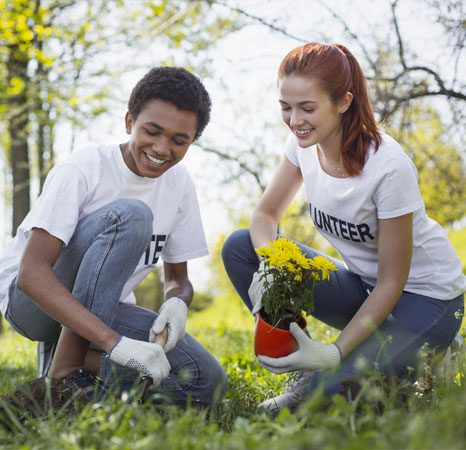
7,45,30,235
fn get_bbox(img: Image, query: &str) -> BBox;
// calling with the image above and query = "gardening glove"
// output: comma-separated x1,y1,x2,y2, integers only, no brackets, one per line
149,296,188,352
248,261,273,316
257,322,342,373
109,336,170,387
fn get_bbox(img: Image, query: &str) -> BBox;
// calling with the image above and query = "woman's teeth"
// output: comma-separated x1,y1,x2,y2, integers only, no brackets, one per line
295,128,313,136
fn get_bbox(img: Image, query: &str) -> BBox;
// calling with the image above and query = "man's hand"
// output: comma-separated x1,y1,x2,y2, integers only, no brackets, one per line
149,297,188,352
257,322,342,373
248,261,273,315
109,336,170,386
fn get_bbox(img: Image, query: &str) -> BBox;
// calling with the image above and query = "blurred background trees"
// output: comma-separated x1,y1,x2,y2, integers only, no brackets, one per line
0,0,464,321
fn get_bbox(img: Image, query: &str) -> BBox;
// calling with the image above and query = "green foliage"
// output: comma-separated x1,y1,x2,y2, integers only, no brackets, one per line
1,303,466,448
133,268,165,312
448,226,466,271
0,232,464,448
388,105,466,226
260,262,316,327
0,0,242,235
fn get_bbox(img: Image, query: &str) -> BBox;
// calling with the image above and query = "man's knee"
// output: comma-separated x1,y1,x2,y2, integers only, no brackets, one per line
106,198,153,247
201,359,228,403
111,199,153,229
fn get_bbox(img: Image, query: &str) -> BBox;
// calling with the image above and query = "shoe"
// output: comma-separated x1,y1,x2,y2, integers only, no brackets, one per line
258,371,313,413
0,368,99,426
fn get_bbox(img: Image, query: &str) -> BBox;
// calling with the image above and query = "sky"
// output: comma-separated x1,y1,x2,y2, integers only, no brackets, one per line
0,0,462,290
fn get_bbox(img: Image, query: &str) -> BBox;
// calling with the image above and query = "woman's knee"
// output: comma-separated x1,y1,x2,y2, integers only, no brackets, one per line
221,228,254,264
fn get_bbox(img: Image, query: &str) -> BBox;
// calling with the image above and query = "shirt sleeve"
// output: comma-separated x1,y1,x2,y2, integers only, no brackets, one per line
18,164,88,245
372,153,424,219
161,175,209,263
284,133,299,166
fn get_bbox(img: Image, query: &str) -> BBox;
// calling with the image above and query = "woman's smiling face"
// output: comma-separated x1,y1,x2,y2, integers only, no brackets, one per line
121,99,198,178
278,75,345,149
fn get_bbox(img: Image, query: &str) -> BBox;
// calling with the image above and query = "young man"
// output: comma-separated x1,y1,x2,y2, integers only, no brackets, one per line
0,67,226,414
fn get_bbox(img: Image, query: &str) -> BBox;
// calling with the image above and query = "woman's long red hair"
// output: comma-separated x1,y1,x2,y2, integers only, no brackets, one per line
278,42,381,176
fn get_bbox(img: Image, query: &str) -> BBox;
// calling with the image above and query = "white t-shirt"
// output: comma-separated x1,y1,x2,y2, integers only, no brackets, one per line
285,132,465,300
0,144,208,315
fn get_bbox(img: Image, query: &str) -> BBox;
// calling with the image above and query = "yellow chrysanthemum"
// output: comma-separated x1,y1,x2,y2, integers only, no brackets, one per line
294,272,303,282
257,238,314,271
309,255,338,281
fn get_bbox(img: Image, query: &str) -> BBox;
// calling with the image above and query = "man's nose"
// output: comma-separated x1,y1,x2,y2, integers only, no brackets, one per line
151,139,170,156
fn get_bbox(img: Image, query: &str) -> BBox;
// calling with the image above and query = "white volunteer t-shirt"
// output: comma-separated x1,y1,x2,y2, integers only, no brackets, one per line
285,132,465,300
0,144,208,315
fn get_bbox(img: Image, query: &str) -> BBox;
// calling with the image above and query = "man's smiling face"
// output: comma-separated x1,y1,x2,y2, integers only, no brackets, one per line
121,99,198,178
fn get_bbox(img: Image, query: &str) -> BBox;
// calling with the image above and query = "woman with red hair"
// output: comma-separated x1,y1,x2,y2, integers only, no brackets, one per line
222,42,465,412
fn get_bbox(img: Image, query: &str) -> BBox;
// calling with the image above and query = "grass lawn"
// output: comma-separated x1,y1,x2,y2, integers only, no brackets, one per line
0,228,465,449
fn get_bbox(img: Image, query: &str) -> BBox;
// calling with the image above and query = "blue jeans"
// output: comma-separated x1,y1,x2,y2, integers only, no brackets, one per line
5,199,226,404
222,229,464,397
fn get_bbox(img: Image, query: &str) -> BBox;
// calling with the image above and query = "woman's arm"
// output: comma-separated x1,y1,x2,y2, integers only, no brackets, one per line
16,228,120,353
335,213,413,357
250,157,303,249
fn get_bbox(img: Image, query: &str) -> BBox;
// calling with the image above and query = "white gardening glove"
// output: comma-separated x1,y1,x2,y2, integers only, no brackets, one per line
248,261,273,316
109,336,170,387
149,297,188,352
257,322,342,373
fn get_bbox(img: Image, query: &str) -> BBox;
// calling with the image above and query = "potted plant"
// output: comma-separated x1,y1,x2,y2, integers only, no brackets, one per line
254,237,337,358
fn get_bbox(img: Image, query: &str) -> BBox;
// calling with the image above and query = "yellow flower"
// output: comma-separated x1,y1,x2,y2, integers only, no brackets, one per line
294,272,303,282
309,255,338,281
310,271,320,281
257,238,314,271
255,237,339,323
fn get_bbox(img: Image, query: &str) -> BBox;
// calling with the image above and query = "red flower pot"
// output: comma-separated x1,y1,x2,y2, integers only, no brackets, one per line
254,312,307,358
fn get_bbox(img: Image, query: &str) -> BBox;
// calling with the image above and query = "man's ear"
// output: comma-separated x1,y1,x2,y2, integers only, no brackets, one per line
124,112,133,134
338,92,353,114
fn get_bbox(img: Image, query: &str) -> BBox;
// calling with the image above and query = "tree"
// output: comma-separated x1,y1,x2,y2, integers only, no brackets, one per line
388,105,466,226
0,0,240,236
198,0,465,226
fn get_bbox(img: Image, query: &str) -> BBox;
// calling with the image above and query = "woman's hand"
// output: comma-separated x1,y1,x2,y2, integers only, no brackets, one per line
248,261,274,315
257,322,341,373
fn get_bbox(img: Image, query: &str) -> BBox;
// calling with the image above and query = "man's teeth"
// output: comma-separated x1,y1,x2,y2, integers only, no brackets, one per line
146,153,166,165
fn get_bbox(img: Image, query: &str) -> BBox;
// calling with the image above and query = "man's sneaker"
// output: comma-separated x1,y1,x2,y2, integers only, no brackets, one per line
258,371,314,413
0,368,99,426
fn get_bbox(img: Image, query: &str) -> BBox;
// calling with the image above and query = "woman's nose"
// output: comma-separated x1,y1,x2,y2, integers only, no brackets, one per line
289,109,303,127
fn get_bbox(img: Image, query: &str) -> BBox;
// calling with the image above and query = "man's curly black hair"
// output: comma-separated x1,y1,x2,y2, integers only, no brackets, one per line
127,67,211,139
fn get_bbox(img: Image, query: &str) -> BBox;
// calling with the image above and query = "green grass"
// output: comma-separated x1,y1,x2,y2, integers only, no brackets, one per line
0,229,465,449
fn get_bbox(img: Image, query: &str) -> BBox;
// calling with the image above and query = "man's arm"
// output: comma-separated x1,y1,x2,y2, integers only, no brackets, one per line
163,261,193,306
17,228,120,353
149,261,192,351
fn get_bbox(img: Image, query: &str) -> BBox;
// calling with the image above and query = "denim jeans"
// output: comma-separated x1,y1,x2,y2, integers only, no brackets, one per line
5,199,226,404
222,229,464,397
